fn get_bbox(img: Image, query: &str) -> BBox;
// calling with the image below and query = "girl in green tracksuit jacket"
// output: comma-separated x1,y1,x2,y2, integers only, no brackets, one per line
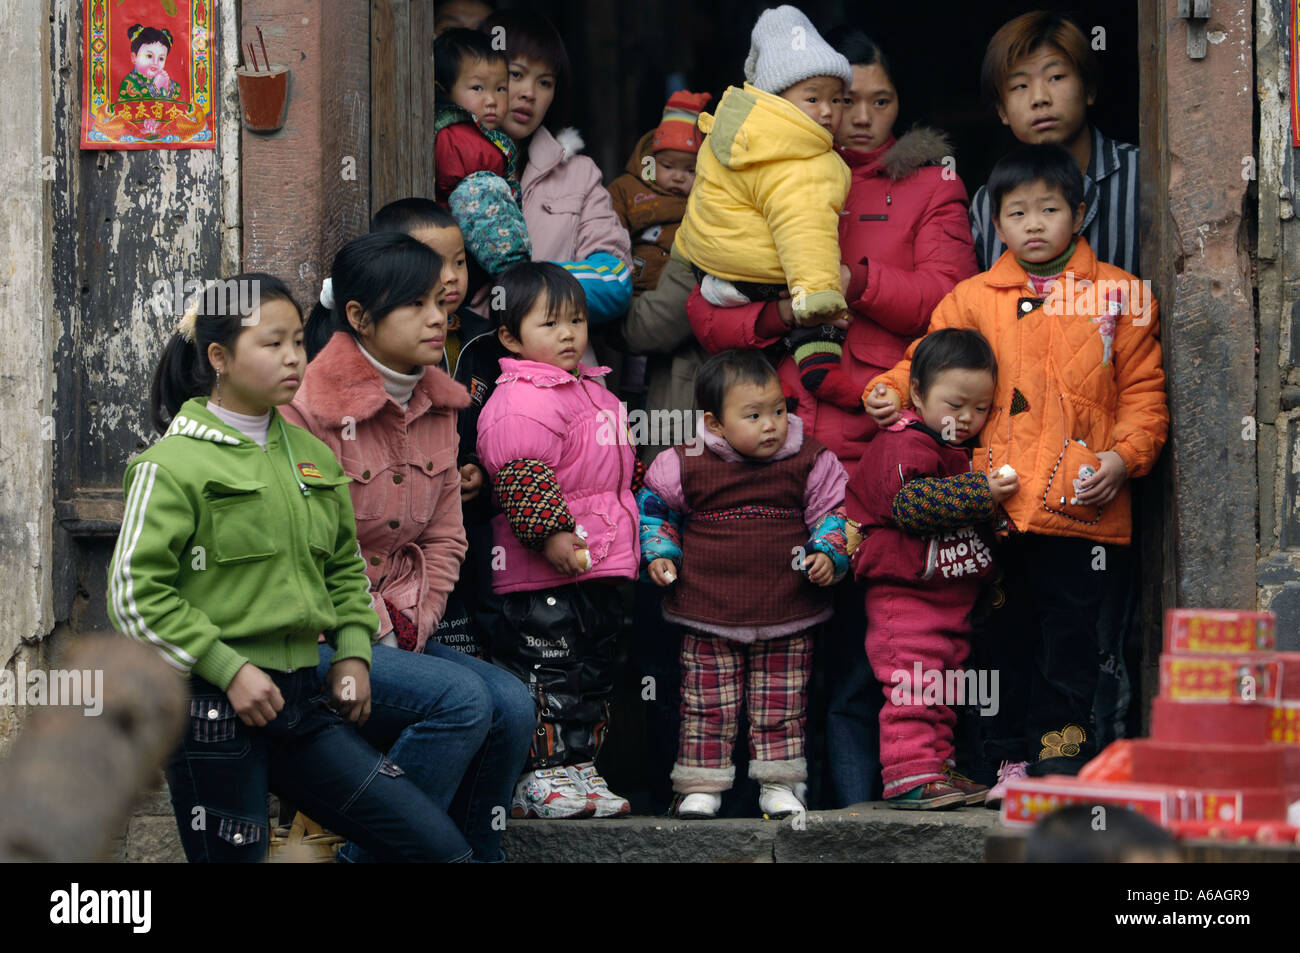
107,273,470,862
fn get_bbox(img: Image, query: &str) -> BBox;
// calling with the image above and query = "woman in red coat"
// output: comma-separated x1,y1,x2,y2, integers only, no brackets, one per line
686,27,979,807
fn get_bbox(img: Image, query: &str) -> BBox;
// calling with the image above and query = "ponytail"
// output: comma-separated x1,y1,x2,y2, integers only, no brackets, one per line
148,272,299,433
149,333,204,435
304,300,338,362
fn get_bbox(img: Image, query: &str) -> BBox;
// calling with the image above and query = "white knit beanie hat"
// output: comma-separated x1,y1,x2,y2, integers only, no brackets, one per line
743,5,853,95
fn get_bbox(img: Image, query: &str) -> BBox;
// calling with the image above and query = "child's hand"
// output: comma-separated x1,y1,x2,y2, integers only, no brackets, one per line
543,531,589,576
459,463,484,502
648,558,678,587
1074,450,1127,506
326,657,371,725
226,662,285,727
987,469,1021,505
804,551,835,586
776,296,796,329
864,384,901,426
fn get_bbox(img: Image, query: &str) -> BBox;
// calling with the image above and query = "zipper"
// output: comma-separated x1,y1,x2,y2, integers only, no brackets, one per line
579,373,636,564
266,413,313,647
452,328,498,381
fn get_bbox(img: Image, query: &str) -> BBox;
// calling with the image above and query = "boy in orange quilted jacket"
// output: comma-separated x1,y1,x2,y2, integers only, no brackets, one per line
864,144,1168,799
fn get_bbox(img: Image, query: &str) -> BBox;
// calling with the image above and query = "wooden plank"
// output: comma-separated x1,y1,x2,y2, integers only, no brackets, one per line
371,0,400,212
391,0,412,202
409,0,435,199
1133,0,1170,736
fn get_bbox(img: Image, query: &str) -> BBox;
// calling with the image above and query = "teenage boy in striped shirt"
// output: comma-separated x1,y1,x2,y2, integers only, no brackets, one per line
968,11,1140,277
961,12,1143,780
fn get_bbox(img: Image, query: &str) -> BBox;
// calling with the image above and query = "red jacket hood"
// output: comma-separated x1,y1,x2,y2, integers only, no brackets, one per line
296,331,470,427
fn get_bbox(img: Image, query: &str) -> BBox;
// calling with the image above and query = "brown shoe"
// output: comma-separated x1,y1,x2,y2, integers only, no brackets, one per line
886,779,967,810
941,764,990,806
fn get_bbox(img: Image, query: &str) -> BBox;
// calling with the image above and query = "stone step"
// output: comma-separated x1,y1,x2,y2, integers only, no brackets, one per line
121,795,1001,863
499,803,1000,863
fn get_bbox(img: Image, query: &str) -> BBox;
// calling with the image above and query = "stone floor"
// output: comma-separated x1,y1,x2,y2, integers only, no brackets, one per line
118,780,1001,863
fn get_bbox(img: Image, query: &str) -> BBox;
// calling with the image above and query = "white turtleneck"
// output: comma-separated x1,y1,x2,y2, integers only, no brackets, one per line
208,401,271,448
359,344,426,409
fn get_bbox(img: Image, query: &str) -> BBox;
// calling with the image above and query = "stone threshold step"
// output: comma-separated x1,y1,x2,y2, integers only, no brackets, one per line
500,802,1000,863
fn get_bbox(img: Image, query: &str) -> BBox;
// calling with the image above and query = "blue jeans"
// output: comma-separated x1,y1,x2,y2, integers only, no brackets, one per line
316,640,534,862
819,576,883,806
165,669,471,862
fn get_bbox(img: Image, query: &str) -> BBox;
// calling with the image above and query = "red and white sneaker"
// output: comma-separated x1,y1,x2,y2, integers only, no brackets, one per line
568,763,631,817
511,768,597,819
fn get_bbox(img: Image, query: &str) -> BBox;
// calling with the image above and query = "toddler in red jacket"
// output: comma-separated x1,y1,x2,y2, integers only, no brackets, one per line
433,28,531,277
847,329,1018,808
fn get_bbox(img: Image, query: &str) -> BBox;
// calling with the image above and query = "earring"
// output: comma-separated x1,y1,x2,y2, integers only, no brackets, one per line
215,370,222,405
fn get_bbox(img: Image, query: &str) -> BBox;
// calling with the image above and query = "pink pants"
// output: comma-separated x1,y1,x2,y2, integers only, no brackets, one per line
864,583,976,797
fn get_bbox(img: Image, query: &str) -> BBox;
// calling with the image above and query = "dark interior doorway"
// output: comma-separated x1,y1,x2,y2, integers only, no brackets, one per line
463,1,1148,813
494,1,1139,196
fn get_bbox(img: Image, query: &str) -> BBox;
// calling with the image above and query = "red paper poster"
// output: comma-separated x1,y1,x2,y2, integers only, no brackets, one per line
81,0,216,150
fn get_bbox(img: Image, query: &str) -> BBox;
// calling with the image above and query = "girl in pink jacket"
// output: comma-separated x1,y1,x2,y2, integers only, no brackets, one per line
476,262,640,819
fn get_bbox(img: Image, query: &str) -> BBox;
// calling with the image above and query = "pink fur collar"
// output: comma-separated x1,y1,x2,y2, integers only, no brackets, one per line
298,331,470,426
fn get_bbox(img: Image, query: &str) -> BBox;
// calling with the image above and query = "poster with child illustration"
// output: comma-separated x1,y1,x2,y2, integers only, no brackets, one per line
80,0,216,149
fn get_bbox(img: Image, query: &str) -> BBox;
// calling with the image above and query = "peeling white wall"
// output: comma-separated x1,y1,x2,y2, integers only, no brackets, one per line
0,0,54,658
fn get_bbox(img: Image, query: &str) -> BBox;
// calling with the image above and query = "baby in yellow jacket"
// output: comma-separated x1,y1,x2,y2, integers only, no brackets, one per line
673,5,852,325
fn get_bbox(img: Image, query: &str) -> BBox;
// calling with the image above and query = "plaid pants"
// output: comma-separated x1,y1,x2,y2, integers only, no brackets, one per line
674,630,813,790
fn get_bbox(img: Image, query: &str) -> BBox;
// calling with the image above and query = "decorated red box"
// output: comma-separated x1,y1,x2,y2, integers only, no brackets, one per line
1127,739,1300,788
1159,654,1282,704
1149,697,1279,744
1168,820,1300,844
1163,609,1275,655
1000,776,1249,828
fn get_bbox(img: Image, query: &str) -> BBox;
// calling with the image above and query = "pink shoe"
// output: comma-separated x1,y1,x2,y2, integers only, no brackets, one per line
984,760,1029,808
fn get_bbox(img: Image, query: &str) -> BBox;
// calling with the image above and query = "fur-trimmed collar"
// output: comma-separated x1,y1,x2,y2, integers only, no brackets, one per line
700,413,805,462
554,127,584,161
840,126,954,181
527,125,586,177
495,356,609,387
296,331,470,426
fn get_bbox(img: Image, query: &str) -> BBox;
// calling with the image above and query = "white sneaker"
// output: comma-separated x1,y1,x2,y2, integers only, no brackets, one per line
511,767,597,819
567,763,631,817
675,792,722,819
759,781,807,819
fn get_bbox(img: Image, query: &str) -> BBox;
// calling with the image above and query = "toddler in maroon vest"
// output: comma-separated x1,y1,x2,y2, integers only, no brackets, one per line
847,328,1018,808
638,349,850,819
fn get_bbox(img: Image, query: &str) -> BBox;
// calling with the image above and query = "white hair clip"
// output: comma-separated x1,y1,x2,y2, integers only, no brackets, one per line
177,296,202,342
320,277,336,310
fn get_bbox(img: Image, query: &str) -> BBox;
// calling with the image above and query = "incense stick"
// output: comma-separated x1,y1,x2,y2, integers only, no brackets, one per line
257,27,270,72
247,41,259,72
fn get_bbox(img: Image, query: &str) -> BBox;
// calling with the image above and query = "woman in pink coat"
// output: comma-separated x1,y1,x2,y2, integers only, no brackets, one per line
685,28,979,810
286,231,534,862
481,9,632,327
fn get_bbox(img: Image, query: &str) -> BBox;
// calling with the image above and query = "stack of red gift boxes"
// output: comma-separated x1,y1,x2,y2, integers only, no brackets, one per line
1000,609,1300,843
